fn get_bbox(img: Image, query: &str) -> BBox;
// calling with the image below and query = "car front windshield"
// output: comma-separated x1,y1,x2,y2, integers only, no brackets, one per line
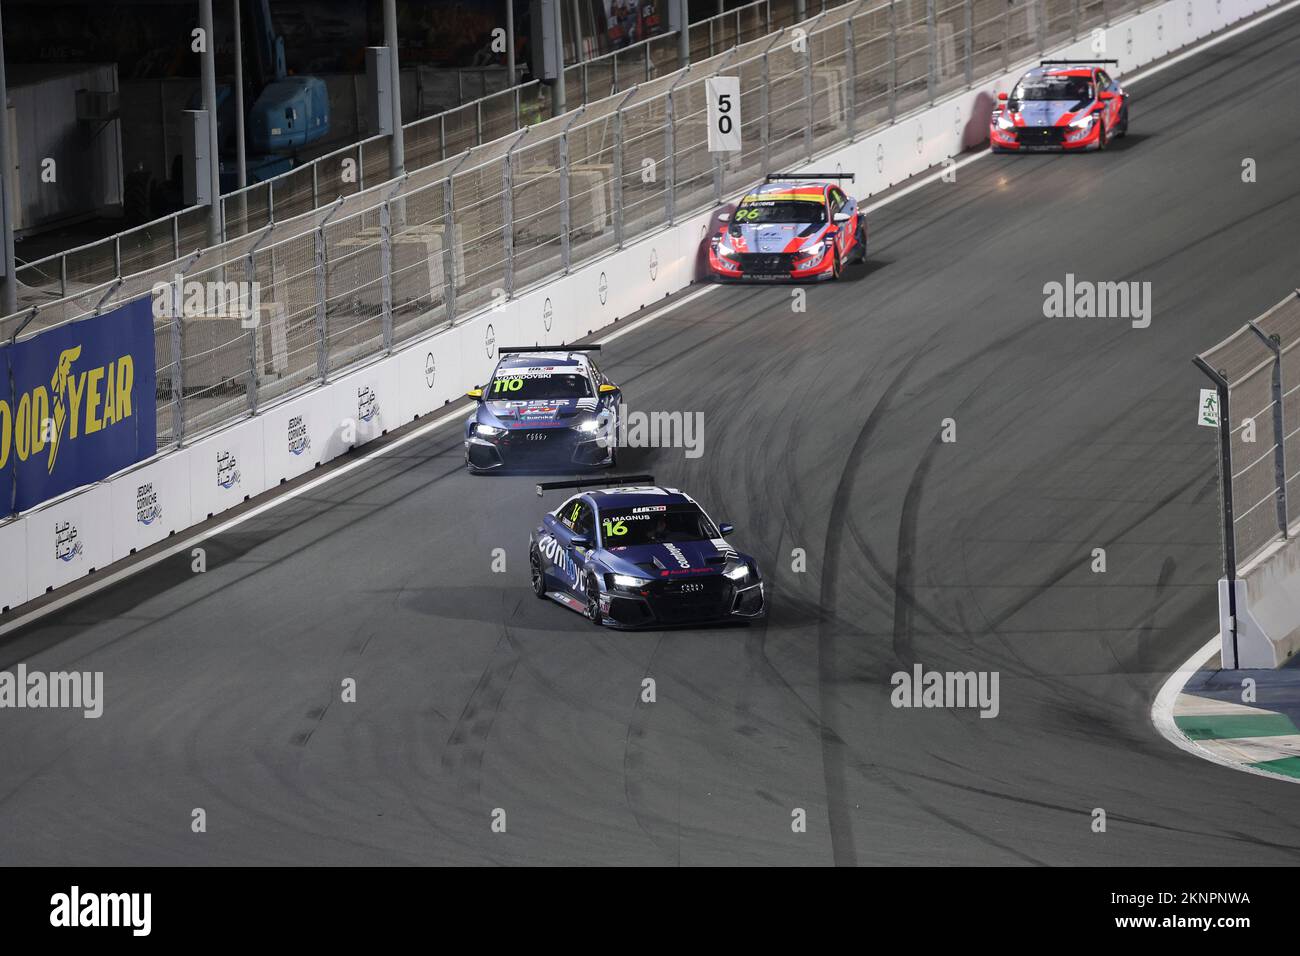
599,504,719,546
1011,75,1094,105
488,371,591,401
733,200,826,224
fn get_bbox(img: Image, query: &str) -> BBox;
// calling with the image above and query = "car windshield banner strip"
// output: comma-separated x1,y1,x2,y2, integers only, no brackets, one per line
497,345,602,353
536,474,656,496
764,172,856,181
2,295,157,515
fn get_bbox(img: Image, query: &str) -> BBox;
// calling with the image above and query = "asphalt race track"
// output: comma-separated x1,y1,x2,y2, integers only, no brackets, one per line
3,11,1300,865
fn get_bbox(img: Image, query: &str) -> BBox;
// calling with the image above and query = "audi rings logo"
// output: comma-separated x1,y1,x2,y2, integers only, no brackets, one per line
424,351,436,389
598,271,608,305
954,106,962,136
525,432,548,441
1126,27,1134,54
484,323,496,358
543,297,553,332
915,123,924,155
649,249,659,282
876,143,885,173
1186,1,1193,27
1156,13,1163,41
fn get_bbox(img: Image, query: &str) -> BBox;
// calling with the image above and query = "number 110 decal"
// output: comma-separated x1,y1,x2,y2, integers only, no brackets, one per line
706,76,742,152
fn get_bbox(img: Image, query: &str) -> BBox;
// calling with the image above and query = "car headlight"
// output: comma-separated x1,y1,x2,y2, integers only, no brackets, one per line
724,563,751,581
716,237,738,259
1068,112,1097,128
996,114,1015,130
612,573,652,589
474,423,505,437
800,240,826,259
573,418,602,434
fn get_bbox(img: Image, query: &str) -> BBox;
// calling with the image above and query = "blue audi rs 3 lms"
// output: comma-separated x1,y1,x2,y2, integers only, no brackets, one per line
529,475,767,629
464,346,620,473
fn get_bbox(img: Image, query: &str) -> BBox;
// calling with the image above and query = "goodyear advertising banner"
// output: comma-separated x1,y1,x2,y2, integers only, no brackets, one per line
1,297,156,515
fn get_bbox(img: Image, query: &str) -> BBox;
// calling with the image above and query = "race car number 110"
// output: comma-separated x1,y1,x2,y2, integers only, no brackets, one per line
707,76,742,152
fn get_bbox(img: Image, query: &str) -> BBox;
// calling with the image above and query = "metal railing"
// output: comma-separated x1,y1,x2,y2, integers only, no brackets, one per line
9,0,822,308
1197,291,1300,577
2,0,1135,505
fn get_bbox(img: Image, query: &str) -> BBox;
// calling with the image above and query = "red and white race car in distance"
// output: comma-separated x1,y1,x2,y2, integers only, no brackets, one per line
990,59,1129,153
708,173,867,282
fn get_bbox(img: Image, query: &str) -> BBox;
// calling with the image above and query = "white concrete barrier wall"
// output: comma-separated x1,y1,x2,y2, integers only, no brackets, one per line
1219,533,1300,669
0,0,1281,616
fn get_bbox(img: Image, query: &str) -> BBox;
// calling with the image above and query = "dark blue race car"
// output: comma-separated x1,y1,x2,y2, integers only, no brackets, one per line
464,346,620,473
529,475,767,629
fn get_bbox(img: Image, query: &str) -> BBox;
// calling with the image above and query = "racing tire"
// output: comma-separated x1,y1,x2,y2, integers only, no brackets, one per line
853,226,868,264
1117,103,1129,137
831,246,843,280
529,546,547,598
1097,116,1110,151
584,573,603,625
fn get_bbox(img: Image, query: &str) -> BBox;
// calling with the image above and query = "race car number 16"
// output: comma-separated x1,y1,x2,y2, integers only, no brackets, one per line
706,76,742,153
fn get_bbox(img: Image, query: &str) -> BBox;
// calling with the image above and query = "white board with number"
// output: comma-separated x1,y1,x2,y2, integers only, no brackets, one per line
706,76,742,152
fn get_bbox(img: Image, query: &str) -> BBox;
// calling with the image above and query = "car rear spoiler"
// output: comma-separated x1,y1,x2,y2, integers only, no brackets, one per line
536,475,656,496
498,344,601,353
1038,58,1118,64
764,172,855,182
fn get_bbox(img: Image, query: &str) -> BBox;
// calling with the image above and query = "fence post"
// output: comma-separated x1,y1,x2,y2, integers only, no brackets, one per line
611,89,637,249
664,90,677,224
114,235,122,277
965,0,974,86
1002,0,1011,72
845,19,857,139
503,154,514,297
314,197,346,382
803,31,814,157
442,153,470,325
1072,0,1080,40
380,202,394,352
888,1,898,121
560,134,571,273
927,0,937,103
1250,321,1289,537
243,223,274,414
170,250,202,446
1194,356,1239,669
760,53,771,173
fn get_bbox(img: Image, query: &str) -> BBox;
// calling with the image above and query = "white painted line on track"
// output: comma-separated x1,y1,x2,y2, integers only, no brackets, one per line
5,0,1294,636
1150,633,1300,785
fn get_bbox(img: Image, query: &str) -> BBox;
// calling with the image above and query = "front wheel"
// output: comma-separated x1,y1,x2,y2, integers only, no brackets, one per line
831,246,843,280
530,546,547,598
1117,103,1129,137
854,226,868,264
584,573,603,625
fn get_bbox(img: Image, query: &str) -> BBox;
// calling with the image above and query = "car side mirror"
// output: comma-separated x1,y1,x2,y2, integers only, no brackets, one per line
719,523,734,536
1098,90,1116,100
833,211,851,223
598,383,619,395
717,212,731,222
571,534,591,549
467,387,484,400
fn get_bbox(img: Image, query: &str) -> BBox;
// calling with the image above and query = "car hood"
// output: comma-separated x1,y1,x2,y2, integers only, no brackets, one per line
603,538,739,578
482,397,598,428
1009,99,1088,127
728,221,824,254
